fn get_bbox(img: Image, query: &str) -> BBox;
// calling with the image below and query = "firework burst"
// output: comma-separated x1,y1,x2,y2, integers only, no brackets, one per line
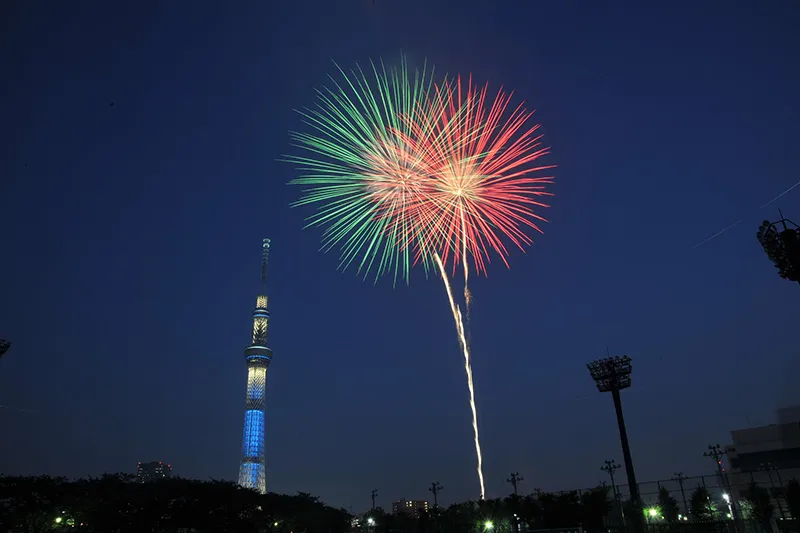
399,75,555,277
287,57,437,285
288,58,555,500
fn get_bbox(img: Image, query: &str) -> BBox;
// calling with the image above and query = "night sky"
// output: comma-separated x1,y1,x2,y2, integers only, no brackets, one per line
2,0,800,512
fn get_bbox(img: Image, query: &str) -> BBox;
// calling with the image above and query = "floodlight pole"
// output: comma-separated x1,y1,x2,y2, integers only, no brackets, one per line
371,489,378,510
0,340,10,361
0,340,10,376
756,210,800,286
611,387,640,521
587,355,643,533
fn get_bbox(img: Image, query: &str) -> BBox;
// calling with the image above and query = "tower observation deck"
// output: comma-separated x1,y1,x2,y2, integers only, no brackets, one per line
238,238,272,493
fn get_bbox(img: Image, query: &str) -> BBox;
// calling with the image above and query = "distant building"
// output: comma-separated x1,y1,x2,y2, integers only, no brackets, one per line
725,406,800,513
137,461,172,483
391,500,429,518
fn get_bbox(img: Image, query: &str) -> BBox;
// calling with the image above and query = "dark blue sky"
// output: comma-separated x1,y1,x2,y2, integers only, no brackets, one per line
2,0,799,511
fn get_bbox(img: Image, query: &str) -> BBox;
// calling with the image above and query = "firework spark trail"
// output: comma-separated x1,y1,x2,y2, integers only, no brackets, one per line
760,178,800,209
0,404,39,414
692,178,800,249
460,205,473,316
434,251,485,500
691,219,743,249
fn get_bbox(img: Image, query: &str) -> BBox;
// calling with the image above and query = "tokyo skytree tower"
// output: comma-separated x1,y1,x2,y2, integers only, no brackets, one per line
238,238,273,493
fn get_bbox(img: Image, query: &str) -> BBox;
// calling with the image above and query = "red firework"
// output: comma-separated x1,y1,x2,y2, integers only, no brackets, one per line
397,76,556,275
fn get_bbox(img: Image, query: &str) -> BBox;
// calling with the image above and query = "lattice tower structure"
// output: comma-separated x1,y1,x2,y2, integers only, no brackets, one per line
238,238,272,494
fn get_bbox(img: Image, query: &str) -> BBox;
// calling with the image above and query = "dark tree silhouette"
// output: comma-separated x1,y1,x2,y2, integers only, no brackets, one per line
580,486,612,531
0,475,68,533
689,486,715,521
417,506,433,533
392,509,415,533
0,474,351,533
517,494,543,528
364,506,389,533
657,486,680,523
744,481,774,526
439,501,479,533
786,479,800,521
538,491,581,528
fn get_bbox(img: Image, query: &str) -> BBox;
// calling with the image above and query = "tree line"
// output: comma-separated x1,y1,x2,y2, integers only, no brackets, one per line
654,480,800,527
365,486,613,533
367,480,800,533
0,474,349,533
2,474,800,533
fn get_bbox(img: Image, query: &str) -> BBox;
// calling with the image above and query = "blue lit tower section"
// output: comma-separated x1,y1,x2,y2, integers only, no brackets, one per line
238,238,272,493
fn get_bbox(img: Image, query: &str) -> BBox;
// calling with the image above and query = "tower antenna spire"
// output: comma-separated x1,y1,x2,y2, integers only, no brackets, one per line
238,238,274,494
261,238,271,294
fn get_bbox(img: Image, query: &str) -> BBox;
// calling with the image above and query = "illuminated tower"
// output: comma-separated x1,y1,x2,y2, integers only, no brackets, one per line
237,238,272,493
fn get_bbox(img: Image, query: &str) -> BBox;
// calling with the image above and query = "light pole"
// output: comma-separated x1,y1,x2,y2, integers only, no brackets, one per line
704,445,741,532
587,354,643,533
601,460,621,498
507,472,523,496
760,462,786,520
602,460,624,527
429,481,443,508
672,472,689,515
757,210,800,286
506,473,524,533
371,489,378,510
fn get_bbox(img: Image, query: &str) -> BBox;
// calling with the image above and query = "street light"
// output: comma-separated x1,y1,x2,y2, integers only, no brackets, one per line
757,210,800,285
587,354,643,533
484,520,494,530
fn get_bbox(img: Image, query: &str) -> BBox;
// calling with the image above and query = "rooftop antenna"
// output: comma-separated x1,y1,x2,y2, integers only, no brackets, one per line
261,238,271,294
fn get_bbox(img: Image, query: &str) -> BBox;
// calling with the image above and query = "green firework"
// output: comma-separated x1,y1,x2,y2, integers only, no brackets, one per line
286,55,440,285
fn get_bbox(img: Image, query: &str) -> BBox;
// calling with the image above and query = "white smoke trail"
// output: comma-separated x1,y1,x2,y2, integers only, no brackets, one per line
434,251,485,500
